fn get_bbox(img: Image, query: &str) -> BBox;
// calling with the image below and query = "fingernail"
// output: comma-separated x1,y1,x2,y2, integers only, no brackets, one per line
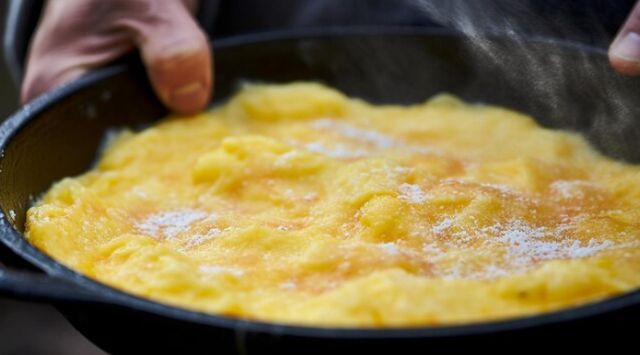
611,32,640,61
170,81,208,113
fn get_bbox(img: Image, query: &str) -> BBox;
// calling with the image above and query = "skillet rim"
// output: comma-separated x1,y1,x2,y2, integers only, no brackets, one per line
0,27,638,339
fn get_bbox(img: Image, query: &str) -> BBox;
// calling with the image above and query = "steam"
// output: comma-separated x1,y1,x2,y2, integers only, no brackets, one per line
408,0,637,160
292,0,640,161
409,0,611,43
411,0,630,130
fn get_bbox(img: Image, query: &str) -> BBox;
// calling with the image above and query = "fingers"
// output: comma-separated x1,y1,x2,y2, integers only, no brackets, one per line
610,1,640,75
22,0,211,115
21,0,87,103
122,1,212,115
21,0,135,104
21,33,131,103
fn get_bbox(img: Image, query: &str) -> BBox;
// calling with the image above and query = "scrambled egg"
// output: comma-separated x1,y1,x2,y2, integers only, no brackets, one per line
26,83,640,327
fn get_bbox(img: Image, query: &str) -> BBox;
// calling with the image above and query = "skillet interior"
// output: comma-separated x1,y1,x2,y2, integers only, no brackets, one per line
1,29,640,353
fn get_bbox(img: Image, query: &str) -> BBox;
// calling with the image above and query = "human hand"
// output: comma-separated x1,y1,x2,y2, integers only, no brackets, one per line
609,1,640,75
22,0,212,114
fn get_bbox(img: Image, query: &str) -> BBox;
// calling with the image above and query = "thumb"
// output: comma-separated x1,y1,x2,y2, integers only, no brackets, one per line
128,1,212,114
610,1,640,75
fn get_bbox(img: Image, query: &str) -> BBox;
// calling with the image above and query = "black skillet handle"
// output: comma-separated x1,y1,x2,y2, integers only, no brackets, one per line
0,267,115,306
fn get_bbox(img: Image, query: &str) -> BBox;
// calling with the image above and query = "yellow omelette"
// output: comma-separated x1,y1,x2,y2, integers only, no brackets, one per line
26,83,640,327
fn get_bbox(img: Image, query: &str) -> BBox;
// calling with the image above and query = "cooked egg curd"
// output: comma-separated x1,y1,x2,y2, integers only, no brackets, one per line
26,83,640,327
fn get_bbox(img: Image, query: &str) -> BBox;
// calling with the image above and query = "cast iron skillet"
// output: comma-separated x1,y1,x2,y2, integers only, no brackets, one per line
1,29,640,353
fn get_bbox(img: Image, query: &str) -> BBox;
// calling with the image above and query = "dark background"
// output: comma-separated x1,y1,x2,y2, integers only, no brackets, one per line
0,1,17,118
